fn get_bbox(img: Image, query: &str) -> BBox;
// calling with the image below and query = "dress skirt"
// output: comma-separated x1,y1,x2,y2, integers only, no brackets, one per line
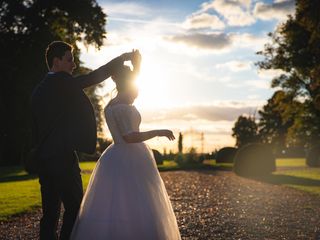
70,143,181,240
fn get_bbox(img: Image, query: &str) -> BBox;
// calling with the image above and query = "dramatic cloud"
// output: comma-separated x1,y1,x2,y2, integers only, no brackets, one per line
253,0,295,20
166,32,232,50
183,13,225,30
166,31,268,52
141,102,262,123
201,0,255,27
215,60,252,72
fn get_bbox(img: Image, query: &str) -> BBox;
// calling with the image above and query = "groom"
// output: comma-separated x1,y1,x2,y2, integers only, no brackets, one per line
31,41,134,240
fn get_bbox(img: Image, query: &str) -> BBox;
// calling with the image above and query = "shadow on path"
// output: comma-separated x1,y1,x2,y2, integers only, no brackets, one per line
250,174,320,187
158,163,233,172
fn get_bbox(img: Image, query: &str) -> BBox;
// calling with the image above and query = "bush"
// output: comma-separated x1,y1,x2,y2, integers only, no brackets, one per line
174,148,203,166
185,147,198,163
152,149,164,165
233,143,276,177
174,153,185,165
306,145,320,167
97,137,112,155
198,154,206,163
78,152,99,162
216,147,237,163
163,150,175,161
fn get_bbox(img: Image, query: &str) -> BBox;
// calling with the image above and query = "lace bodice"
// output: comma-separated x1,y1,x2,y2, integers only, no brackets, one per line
104,104,141,144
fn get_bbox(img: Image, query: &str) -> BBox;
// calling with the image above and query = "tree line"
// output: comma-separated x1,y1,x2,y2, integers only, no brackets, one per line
232,0,320,156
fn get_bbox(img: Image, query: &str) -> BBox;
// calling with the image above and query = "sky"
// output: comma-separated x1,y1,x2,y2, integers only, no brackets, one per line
78,0,295,153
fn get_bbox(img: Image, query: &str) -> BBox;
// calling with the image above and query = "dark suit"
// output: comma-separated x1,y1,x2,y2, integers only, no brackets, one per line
31,56,123,240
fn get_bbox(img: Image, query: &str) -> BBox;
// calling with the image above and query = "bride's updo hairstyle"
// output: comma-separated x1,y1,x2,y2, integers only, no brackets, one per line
111,64,137,93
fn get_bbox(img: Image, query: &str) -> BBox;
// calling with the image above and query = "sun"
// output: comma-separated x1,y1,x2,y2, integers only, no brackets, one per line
134,56,171,109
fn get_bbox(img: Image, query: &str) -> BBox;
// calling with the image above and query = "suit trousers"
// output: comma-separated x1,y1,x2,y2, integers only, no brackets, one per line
38,152,83,240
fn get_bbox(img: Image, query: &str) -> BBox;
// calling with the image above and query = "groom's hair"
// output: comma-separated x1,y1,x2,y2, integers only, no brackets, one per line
45,41,73,69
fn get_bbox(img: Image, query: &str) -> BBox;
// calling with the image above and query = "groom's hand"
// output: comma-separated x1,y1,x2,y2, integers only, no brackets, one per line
120,49,141,62
120,51,135,62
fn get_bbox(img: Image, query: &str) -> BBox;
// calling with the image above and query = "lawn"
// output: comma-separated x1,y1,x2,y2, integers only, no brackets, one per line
0,164,92,221
276,158,306,167
273,158,320,195
0,158,319,221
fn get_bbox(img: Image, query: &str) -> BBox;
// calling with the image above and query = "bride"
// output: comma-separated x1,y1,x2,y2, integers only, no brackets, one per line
70,50,181,240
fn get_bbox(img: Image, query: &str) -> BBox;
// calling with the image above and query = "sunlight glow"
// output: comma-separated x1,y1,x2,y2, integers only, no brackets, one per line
134,55,172,109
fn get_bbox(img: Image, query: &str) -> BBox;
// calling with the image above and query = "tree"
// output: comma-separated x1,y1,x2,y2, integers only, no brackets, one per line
256,0,320,148
257,0,320,98
0,0,107,165
178,132,183,153
232,115,259,148
286,101,320,148
258,90,301,153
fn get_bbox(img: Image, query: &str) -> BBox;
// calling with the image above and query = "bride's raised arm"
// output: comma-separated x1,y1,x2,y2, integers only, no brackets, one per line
131,49,141,77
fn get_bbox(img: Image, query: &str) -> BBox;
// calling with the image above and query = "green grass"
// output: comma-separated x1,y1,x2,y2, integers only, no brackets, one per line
274,165,320,195
157,160,181,171
0,163,93,221
0,158,319,221
0,178,40,220
79,161,97,172
276,158,306,167
273,158,320,195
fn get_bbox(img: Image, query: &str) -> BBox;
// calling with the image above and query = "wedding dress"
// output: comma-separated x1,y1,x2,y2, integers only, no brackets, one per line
70,104,181,240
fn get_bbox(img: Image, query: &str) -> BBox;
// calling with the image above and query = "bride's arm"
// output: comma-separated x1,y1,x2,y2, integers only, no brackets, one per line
131,49,141,77
123,129,175,143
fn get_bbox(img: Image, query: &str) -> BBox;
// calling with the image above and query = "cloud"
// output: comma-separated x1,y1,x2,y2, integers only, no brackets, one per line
215,60,252,72
183,13,225,30
257,69,285,79
141,101,263,123
245,79,270,89
201,0,256,26
140,118,236,152
253,0,295,21
137,101,265,151
102,2,151,17
165,31,268,52
247,94,261,100
165,32,232,51
230,32,269,50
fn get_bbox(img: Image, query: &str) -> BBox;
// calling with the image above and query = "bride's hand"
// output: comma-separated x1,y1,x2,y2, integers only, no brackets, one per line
131,49,141,67
157,130,175,141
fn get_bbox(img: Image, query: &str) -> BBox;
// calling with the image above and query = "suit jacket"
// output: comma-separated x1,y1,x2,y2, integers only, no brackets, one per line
31,56,123,173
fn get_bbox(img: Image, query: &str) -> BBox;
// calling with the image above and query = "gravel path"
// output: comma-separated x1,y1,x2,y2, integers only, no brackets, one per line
1,170,320,240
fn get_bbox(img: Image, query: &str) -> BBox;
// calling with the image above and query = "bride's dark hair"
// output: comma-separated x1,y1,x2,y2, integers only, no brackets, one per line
111,64,135,92
107,50,140,107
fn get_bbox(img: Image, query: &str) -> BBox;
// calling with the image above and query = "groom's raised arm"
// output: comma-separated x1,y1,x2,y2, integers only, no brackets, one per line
74,52,132,89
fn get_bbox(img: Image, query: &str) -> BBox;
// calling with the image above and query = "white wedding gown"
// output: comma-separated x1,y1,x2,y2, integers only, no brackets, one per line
70,104,181,240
